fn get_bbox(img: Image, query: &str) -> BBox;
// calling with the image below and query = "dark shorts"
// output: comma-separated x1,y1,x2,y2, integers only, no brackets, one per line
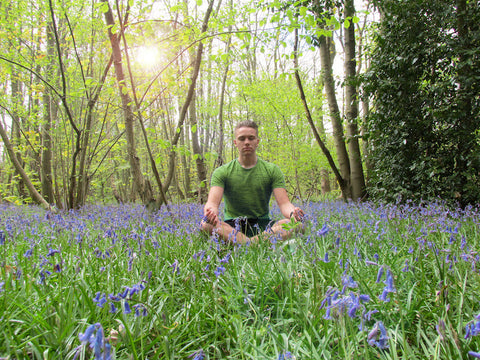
225,218,272,237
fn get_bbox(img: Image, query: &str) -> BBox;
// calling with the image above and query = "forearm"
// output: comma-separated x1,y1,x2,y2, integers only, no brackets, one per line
279,203,296,219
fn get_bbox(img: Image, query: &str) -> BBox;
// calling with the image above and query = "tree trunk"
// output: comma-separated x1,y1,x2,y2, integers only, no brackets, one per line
318,34,351,199
214,32,232,168
0,120,51,210
293,27,347,199
41,21,56,205
344,0,366,200
189,91,208,203
101,0,152,204
162,0,215,195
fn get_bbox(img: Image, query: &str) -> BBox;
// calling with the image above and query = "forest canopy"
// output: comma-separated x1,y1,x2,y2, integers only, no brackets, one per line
0,0,479,209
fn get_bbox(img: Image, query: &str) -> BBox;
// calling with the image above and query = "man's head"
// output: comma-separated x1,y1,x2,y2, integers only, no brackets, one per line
235,120,258,137
234,120,260,156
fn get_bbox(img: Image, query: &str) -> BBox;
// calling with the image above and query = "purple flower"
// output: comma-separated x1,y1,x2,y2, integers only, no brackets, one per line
124,301,132,314
47,247,60,257
109,302,117,313
189,349,205,360
469,351,480,359
342,273,358,292
278,351,293,360
78,324,97,343
384,269,396,292
368,321,389,349
376,266,384,283
171,259,180,274
77,323,112,360
214,265,226,277
93,293,107,308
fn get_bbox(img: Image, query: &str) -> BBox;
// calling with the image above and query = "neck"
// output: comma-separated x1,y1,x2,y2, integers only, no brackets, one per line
238,154,257,169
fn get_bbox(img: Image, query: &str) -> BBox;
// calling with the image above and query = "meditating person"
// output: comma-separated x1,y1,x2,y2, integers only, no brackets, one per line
201,120,304,244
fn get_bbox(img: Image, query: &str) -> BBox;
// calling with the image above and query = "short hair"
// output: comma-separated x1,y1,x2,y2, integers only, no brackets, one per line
235,120,259,135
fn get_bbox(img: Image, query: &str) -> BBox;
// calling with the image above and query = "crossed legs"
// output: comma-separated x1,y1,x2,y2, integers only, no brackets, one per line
200,218,303,245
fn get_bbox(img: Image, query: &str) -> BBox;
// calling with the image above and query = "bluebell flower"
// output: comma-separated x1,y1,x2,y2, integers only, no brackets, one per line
375,266,384,283
214,265,226,277
0,281,4,293
94,328,103,359
171,259,180,274
124,301,132,314
469,351,480,359
278,351,293,360
342,273,358,291
364,309,379,321
384,269,396,292
77,323,112,360
78,323,97,343
317,224,329,236
220,252,231,263
93,292,107,308
133,304,148,317
367,321,389,349
47,247,60,257
189,349,205,360
109,302,117,313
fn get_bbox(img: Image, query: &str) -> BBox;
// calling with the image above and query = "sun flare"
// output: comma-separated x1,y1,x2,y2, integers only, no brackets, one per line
135,45,160,69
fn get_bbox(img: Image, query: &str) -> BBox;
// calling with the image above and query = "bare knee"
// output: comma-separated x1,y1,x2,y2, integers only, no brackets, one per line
200,219,215,234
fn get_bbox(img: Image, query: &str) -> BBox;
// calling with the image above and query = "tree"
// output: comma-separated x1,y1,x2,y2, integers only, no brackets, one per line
365,0,480,205
269,0,367,201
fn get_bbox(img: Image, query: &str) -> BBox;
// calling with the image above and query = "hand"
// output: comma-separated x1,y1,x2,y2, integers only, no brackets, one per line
203,207,219,226
290,207,305,222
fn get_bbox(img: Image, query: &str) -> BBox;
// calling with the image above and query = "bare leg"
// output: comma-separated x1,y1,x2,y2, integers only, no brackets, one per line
201,220,255,245
250,218,304,243
201,218,304,245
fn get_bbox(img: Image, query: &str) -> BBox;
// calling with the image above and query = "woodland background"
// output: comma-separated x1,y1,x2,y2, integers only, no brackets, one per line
0,0,479,210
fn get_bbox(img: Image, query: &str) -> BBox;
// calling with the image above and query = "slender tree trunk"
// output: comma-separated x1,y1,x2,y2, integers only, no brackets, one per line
10,77,27,199
189,92,208,203
293,28,347,198
215,29,232,168
162,0,215,195
101,0,152,204
180,125,191,198
0,120,50,210
344,0,366,200
318,33,351,199
41,21,56,205
75,54,113,207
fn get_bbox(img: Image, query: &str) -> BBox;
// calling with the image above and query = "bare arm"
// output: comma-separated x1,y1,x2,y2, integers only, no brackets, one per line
273,188,304,221
203,186,224,226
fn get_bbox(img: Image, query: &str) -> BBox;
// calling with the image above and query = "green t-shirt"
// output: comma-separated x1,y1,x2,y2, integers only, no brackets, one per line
210,158,286,220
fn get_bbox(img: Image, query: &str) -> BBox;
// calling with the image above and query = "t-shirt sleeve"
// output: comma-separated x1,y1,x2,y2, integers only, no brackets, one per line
210,167,225,188
271,164,286,189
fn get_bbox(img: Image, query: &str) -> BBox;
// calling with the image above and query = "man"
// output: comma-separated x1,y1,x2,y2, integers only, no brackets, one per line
201,120,304,245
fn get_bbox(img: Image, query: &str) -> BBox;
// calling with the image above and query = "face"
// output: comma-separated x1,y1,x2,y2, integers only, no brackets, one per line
234,126,260,155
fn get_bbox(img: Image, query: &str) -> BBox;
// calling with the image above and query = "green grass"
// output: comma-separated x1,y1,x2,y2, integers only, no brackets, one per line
1,201,480,359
